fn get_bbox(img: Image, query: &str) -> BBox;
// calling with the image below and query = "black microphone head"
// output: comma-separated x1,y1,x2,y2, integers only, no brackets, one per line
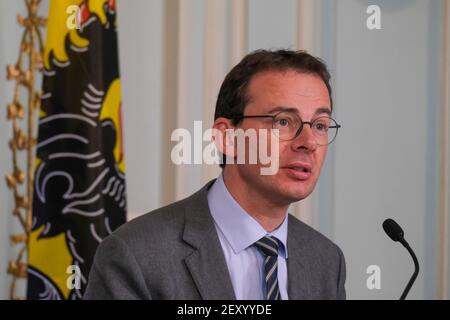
383,218,405,242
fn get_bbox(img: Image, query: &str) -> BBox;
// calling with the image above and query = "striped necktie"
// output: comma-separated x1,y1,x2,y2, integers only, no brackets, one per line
254,236,282,300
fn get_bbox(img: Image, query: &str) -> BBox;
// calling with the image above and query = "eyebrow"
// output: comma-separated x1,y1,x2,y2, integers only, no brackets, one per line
314,107,332,116
267,106,332,116
267,106,298,114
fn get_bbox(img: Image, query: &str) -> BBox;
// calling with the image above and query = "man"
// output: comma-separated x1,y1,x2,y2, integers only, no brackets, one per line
84,50,346,300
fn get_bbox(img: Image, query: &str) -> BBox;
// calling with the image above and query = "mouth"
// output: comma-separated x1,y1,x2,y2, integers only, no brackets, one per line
286,166,310,173
282,163,312,180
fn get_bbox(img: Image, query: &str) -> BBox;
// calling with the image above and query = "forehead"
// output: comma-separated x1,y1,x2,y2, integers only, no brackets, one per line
245,70,331,114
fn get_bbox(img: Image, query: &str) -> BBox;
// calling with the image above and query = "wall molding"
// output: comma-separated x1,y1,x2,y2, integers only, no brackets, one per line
174,0,192,200
201,0,248,183
296,0,320,55
202,0,227,183
291,0,322,227
160,0,180,205
230,0,248,66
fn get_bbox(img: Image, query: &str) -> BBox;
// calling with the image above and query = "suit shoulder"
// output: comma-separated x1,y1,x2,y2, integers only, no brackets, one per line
109,196,190,247
288,214,343,254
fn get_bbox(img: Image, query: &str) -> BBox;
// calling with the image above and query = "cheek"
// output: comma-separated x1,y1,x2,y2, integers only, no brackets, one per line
314,147,328,172
320,146,328,161
276,142,293,162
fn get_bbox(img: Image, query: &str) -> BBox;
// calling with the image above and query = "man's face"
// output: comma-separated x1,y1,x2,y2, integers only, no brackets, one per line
234,70,331,205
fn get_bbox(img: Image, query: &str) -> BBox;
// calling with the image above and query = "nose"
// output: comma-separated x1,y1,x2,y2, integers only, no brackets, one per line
290,124,317,152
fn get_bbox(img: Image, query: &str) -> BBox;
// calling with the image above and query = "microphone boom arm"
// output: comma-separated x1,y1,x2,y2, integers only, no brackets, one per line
399,239,420,300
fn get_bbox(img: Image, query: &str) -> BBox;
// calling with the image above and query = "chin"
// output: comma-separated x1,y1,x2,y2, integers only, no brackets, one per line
286,190,312,202
277,180,316,202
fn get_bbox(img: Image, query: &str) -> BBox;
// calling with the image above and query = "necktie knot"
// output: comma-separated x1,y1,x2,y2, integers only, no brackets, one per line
254,236,280,257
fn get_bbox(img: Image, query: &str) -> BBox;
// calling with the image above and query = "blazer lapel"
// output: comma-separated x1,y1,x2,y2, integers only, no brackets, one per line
287,215,312,299
182,180,236,300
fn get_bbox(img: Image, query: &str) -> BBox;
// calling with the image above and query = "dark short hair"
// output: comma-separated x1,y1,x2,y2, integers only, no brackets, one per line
214,49,333,167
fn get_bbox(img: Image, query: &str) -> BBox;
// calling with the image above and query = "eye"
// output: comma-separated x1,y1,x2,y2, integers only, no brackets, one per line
313,119,330,132
273,111,300,130
277,118,290,127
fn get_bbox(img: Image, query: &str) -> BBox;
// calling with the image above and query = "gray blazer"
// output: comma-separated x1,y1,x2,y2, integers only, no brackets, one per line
84,179,346,300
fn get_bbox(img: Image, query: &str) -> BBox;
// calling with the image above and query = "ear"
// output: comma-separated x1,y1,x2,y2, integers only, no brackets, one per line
212,117,236,162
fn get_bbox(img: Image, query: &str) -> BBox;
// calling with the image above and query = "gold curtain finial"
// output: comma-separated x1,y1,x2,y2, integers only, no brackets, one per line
5,0,46,300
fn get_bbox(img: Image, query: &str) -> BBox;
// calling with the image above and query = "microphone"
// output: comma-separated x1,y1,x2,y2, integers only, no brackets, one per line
382,218,419,300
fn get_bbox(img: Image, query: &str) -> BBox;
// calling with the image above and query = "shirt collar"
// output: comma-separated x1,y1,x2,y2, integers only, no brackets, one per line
207,174,288,258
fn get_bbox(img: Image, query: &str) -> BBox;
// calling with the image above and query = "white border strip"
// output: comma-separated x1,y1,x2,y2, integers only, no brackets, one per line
439,0,450,300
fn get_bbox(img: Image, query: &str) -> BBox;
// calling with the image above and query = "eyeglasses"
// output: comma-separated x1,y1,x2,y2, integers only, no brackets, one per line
234,110,341,146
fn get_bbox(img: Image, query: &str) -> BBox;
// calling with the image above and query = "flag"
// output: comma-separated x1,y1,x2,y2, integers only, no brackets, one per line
27,0,126,300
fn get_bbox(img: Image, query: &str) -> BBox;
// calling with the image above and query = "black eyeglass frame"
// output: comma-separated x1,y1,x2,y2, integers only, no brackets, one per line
233,111,342,145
